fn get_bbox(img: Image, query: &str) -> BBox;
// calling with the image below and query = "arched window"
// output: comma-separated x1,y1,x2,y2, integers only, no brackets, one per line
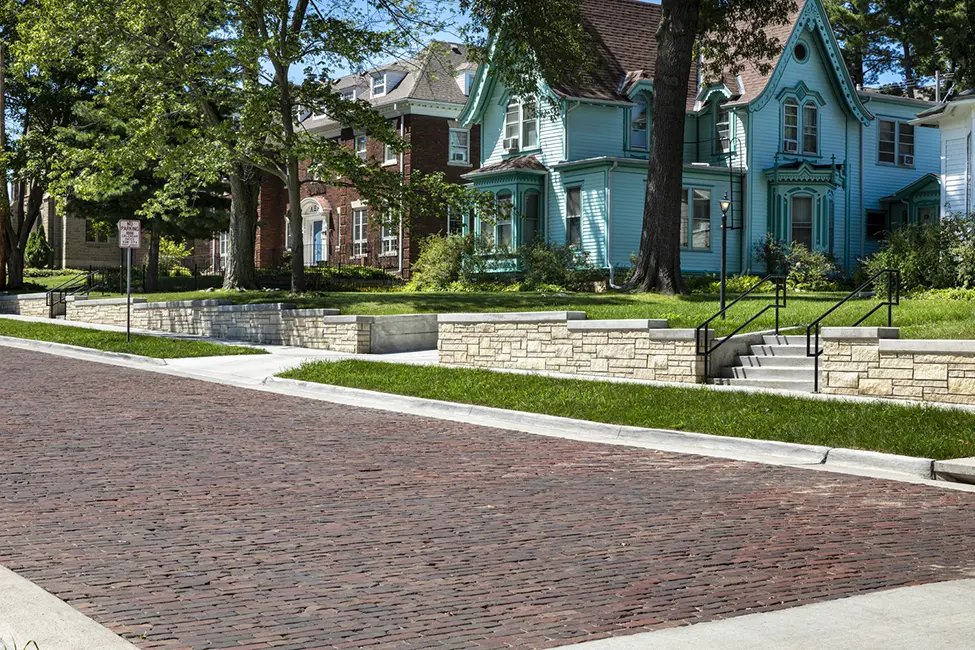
802,102,818,155
630,95,648,149
496,191,513,249
522,191,540,245
783,99,799,153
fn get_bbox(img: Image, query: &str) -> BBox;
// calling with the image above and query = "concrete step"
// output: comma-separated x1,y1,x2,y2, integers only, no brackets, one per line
712,377,816,392
720,366,813,380
737,354,816,369
762,334,809,346
749,344,809,357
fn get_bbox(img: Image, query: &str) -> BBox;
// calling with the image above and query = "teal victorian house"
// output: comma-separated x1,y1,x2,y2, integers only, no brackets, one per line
458,0,941,277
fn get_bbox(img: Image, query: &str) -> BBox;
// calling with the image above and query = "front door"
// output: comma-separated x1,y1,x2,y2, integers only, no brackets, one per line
313,220,324,264
791,196,813,249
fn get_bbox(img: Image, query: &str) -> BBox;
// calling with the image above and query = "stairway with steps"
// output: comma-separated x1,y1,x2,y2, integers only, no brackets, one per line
712,334,817,392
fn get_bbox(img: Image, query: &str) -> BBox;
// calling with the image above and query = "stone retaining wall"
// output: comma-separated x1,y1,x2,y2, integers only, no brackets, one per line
438,312,708,383
0,294,50,318
821,327,975,405
63,298,437,354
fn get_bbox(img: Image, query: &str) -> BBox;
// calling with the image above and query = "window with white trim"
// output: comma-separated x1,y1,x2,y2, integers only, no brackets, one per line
503,99,538,152
355,134,367,160
284,219,292,251
381,219,398,255
783,99,799,153
218,231,229,267
879,119,915,166
449,128,470,163
802,102,818,155
714,104,731,155
372,73,386,97
384,142,397,166
680,188,711,250
447,206,465,235
339,88,357,101
352,208,368,257
631,95,648,150
496,191,513,249
566,187,582,247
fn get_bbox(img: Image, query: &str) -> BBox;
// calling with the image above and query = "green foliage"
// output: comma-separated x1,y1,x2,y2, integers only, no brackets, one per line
24,267,85,278
406,233,494,291
281,359,975,460
25,224,54,269
685,274,766,295
753,233,789,274
518,240,595,290
862,217,975,292
785,242,842,292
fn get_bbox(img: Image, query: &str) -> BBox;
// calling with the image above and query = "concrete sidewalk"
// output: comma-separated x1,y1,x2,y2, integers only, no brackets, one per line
567,579,975,649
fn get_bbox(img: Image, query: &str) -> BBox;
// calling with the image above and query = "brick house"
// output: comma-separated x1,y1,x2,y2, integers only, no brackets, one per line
250,42,481,278
39,197,144,269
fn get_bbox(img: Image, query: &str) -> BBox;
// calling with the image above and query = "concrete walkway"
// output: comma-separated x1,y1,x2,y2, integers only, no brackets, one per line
567,579,975,649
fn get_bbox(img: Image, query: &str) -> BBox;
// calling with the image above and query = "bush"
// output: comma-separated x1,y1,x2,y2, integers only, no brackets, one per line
685,274,766,295
25,224,53,269
752,236,841,291
860,215,975,293
518,240,594,290
754,233,788,275
407,233,493,291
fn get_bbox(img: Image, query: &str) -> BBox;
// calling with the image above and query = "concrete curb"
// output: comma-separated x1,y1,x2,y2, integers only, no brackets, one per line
0,566,140,650
264,377,940,477
0,335,168,366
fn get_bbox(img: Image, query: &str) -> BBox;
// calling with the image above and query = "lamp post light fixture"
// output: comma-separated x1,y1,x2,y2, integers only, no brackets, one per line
719,192,732,316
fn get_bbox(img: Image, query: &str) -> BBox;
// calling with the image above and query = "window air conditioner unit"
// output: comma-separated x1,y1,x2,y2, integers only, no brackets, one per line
902,154,915,166
503,137,519,152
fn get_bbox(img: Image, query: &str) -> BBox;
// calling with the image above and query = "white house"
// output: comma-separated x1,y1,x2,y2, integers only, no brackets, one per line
914,89,975,216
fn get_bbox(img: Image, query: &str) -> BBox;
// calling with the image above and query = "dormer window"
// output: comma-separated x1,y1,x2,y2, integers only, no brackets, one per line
802,102,818,155
783,99,799,153
503,99,538,153
714,104,731,154
630,95,648,150
340,88,357,101
457,71,476,96
372,73,386,97
782,97,818,155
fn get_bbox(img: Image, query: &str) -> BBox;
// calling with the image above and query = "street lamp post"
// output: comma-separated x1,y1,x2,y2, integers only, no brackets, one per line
719,192,732,317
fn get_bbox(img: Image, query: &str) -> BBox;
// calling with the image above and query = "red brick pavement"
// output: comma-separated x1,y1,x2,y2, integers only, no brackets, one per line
3,347,975,649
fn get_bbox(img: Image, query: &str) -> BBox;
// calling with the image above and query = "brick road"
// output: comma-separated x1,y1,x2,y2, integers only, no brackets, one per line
3,347,975,649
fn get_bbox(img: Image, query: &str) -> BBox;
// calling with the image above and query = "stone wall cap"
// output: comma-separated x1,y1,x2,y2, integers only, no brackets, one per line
73,297,147,306
0,292,47,301
321,315,373,324
438,311,587,324
821,327,900,340
135,299,233,310
645,328,703,341
567,319,669,332
880,339,975,355
282,308,342,317
215,302,297,313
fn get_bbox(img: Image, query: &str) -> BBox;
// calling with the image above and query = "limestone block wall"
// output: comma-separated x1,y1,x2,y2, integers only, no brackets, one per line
438,312,707,383
62,298,436,354
0,294,51,317
821,327,975,405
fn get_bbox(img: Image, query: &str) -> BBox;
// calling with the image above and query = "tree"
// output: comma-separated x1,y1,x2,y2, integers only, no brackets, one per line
824,0,892,87
626,0,798,294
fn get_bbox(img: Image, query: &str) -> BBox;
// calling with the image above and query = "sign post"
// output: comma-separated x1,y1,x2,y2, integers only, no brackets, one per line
117,220,142,342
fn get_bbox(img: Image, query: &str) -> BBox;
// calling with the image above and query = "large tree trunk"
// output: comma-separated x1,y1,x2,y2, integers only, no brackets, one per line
901,39,915,98
5,181,44,289
224,164,260,290
144,221,160,293
6,246,24,288
626,0,700,294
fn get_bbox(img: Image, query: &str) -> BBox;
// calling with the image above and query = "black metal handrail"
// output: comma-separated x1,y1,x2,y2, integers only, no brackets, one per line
695,274,787,381
45,269,108,318
806,268,900,393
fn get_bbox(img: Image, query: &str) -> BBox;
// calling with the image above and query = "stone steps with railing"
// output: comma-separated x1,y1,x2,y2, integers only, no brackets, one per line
712,334,816,392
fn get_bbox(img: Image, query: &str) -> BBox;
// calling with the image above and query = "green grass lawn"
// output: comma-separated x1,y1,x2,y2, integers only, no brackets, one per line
0,318,267,358
108,287,975,339
281,359,975,460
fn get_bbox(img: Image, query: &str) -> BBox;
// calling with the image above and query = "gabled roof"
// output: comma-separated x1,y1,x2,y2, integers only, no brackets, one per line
547,0,698,110
303,42,474,132
879,173,942,202
914,88,975,124
462,155,547,179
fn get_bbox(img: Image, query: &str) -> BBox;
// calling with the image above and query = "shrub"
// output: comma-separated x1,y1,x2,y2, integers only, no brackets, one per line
685,274,766,295
25,224,53,269
753,233,788,275
785,242,841,291
862,217,970,292
159,237,191,275
518,240,594,290
407,233,493,291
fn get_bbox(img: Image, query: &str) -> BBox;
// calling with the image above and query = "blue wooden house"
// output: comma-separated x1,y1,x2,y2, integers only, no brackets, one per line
457,0,941,277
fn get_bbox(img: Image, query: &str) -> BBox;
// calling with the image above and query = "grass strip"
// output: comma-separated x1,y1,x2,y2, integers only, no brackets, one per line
0,318,267,359
280,359,975,460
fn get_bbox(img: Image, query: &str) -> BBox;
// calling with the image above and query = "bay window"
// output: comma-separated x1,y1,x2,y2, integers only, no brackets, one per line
522,191,540,245
566,187,582,247
496,191,513,249
631,95,648,150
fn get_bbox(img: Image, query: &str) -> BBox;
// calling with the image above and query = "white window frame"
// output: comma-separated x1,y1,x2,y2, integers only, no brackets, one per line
878,119,915,167
383,142,398,166
783,99,799,154
502,99,538,152
218,231,229,267
714,104,731,155
630,95,649,150
352,208,368,258
801,102,818,155
340,88,357,101
680,188,711,250
449,128,470,164
372,73,386,98
284,219,292,251
355,134,368,161
380,218,398,256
